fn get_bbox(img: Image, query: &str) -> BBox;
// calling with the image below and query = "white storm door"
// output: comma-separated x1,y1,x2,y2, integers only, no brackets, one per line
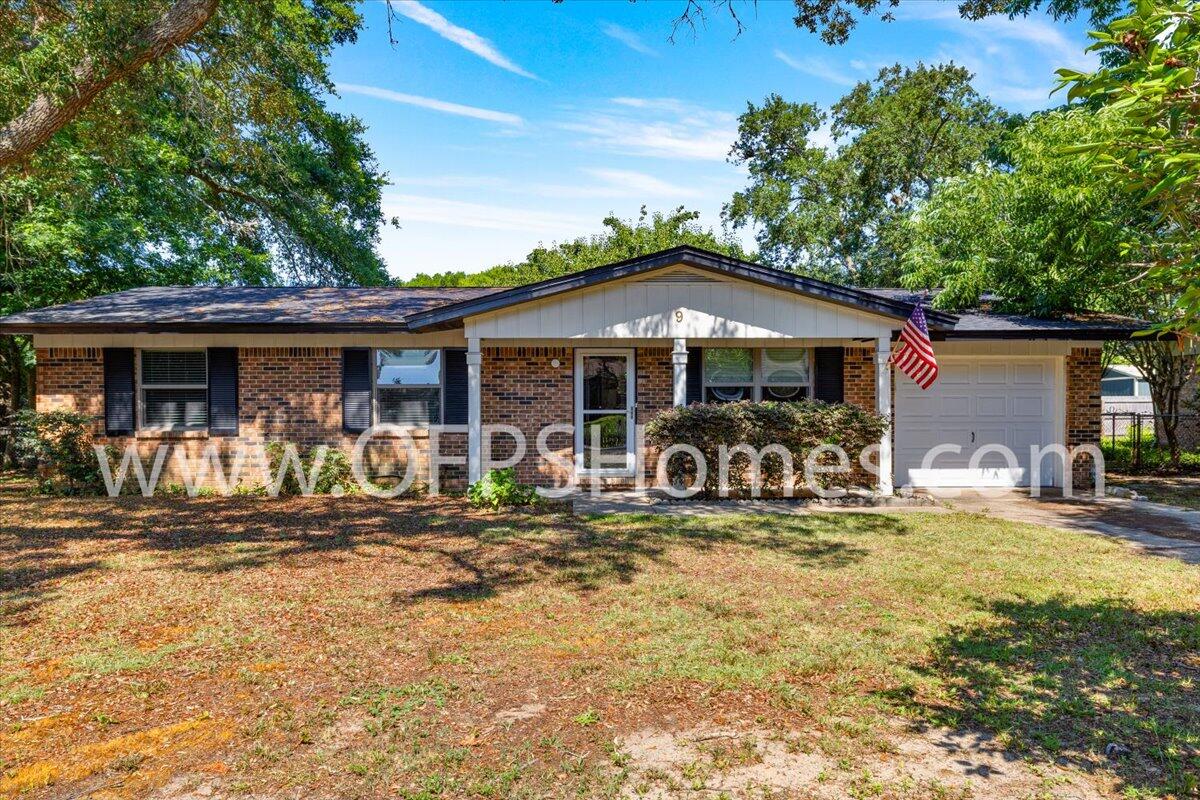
895,357,1059,488
575,349,636,476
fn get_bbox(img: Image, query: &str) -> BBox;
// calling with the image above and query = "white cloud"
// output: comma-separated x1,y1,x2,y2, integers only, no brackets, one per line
892,5,1097,111
849,59,868,71
383,193,592,233
337,83,524,126
602,22,659,56
774,50,857,87
391,0,539,79
577,168,699,197
560,98,738,161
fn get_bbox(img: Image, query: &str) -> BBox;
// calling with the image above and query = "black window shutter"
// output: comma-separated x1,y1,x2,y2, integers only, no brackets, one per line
207,348,239,436
813,346,845,404
103,348,135,435
343,348,372,433
442,348,468,425
685,347,703,405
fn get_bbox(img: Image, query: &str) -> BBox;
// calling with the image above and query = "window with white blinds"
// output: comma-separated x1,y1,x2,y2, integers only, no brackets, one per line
702,348,812,403
140,351,208,429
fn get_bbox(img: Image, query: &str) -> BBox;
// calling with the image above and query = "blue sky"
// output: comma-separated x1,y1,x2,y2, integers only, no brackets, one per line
326,1,1100,280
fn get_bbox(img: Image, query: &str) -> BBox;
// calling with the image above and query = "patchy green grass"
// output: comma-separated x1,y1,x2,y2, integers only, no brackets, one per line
1109,472,1200,510
1,495,1197,798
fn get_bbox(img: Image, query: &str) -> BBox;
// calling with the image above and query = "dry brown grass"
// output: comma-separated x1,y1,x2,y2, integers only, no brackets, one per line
1,494,1197,799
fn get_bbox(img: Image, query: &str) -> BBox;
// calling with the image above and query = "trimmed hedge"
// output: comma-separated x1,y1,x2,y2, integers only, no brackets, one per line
645,400,887,497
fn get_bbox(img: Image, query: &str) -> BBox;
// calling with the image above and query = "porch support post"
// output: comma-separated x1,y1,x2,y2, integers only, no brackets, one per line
875,337,894,495
467,337,482,485
672,338,688,408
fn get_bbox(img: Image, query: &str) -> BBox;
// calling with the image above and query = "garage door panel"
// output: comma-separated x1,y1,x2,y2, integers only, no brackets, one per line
940,363,972,384
895,357,1059,488
1012,395,1048,417
976,395,1007,417
977,363,1007,384
940,395,972,417
1014,362,1048,384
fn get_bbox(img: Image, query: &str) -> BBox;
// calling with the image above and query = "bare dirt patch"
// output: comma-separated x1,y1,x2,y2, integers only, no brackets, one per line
617,724,1116,799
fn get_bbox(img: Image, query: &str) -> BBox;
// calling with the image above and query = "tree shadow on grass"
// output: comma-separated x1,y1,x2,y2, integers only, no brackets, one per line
0,495,910,620
396,510,904,604
886,595,1200,797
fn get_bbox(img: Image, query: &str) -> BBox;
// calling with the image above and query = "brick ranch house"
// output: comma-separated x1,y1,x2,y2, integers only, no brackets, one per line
0,247,1142,493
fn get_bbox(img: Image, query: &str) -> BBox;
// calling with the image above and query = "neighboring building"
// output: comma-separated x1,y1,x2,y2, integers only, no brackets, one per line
0,247,1144,492
1102,364,1152,413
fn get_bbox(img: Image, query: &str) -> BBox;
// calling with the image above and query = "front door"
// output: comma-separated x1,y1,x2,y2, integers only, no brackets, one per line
575,349,636,476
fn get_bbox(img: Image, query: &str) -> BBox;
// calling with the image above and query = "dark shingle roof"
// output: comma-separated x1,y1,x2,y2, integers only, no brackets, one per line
0,258,1148,340
863,289,1148,338
0,285,507,332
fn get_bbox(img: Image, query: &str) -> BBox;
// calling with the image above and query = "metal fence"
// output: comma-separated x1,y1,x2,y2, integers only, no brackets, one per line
1102,411,1200,471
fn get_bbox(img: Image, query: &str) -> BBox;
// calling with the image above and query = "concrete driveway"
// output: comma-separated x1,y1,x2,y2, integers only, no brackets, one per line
945,489,1200,565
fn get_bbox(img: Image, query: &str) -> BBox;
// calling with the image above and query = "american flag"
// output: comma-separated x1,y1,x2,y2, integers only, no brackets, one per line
891,302,939,389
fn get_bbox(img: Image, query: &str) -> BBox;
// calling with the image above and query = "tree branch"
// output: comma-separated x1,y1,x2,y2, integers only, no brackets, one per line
0,0,220,169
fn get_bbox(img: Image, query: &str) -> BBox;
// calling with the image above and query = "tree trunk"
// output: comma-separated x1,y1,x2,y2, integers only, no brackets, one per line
1120,338,1195,471
0,0,220,169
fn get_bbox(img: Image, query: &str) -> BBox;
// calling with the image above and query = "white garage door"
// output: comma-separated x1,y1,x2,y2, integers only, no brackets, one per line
894,357,1060,488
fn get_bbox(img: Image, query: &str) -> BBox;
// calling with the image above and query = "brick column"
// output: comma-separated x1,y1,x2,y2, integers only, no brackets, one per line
1065,347,1102,490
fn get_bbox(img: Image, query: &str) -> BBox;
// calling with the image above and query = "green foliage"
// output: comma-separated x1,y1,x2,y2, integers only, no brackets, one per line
902,108,1151,316
9,409,107,494
724,63,1008,285
788,0,1127,45
1057,0,1200,334
645,401,887,498
467,468,538,509
403,207,747,287
264,442,356,496
0,0,390,326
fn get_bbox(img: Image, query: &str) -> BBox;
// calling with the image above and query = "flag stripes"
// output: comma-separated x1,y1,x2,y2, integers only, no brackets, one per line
890,302,938,390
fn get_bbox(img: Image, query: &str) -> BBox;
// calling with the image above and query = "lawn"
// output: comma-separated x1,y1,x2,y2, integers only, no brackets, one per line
1,496,1197,799
1109,472,1200,510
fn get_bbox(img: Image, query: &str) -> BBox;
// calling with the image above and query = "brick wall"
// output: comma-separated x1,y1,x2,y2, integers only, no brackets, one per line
481,346,574,487
843,347,876,411
636,347,674,482
1066,346,1102,490
34,347,466,492
35,348,105,424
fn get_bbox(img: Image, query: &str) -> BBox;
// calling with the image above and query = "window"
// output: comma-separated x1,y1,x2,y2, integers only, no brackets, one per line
375,349,441,425
140,350,208,429
761,348,811,401
703,348,754,402
703,347,812,403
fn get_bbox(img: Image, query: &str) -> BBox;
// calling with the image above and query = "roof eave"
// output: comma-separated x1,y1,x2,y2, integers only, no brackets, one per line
0,321,439,335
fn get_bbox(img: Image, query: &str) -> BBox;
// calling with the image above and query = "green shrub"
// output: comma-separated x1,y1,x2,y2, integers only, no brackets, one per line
645,400,887,497
467,468,538,509
263,442,358,496
8,409,109,495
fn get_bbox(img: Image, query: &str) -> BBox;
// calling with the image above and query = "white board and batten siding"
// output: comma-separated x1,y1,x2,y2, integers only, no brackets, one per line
463,266,899,341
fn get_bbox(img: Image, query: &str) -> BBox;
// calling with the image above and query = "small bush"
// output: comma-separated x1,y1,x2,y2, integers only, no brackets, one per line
467,468,538,509
8,410,109,495
264,442,358,496
645,400,887,497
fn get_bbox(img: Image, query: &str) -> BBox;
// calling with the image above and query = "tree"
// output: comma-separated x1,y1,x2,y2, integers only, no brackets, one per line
724,63,1008,285
669,0,1127,45
0,0,393,420
403,207,748,288
903,108,1196,465
1056,0,1200,335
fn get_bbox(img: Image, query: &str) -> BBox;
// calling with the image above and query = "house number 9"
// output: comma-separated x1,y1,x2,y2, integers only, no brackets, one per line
675,310,684,322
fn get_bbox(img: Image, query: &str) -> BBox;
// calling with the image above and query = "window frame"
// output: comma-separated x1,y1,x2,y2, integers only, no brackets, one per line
701,347,816,403
371,347,445,428
137,348,209,432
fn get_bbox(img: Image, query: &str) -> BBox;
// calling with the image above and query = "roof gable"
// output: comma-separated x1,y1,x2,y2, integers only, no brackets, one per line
403,246,959,332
